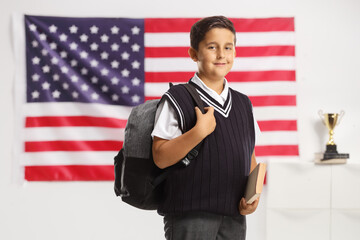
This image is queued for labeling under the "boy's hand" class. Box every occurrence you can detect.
[194,106,216,138]
[239,197,259,215]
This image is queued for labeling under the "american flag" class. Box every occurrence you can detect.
[15,15,297,181]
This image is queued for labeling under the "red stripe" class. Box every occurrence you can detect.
[25,165,114,181]
[145,18,294,33]
[145,46,295,58]
[255,145,299,156]
[257,120,298,131]
[145,71,296,83]
[249,95,296,106]
[25,141,123,152]
[25,116,127,128]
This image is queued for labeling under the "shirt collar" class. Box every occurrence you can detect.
[190,73,229,106]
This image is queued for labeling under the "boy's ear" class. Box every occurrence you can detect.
[188,47,198,62]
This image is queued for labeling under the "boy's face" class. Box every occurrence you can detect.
[190,28,236,83]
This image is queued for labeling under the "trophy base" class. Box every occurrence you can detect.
[322,145,349,160]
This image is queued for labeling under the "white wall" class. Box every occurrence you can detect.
[1,0,359,239]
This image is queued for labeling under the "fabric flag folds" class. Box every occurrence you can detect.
[13,15,298,181]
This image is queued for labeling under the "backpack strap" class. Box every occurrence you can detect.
[152,83,205,188]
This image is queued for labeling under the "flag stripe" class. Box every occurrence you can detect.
[249,95,296,106]
[25,140,122,152]
[255,145,299,156]
[145,70,296,83]
[25,116,127,128]
[145,18,294,33]
[145,46,295,58]
[25,165,114,181]
[257,120,297,131]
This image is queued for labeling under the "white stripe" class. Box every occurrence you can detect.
[164,92,184,130]
[145,57,295,72]
[144,32,295,47]
[22,151,117,166]
[24,127,125,141]
[256,156,300,163]
[256,131,299,145]
[229,81,297,96]
[145,82,297,97]
[24,102,132,119]
[253,106,298,121]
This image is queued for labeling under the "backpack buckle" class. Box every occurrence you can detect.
[181,149,199,166]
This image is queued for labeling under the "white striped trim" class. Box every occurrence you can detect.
[164,92,185,131]
[198,90,232,118]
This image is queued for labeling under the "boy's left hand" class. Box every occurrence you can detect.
[238,197,259,215]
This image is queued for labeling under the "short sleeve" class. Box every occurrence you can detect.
[151,99,182,140]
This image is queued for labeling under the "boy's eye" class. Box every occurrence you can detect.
[208,46,216,50]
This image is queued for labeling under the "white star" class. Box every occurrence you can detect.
[70,42,78,50]
[131,60,141,69]
[121,85,130,94]
[101,85,109,92]
[29,24,37,32]
[59,33,68,42]
[132,94,141,103]
[42,65,50,73]
[51,57,59,65]
[111,77,119,85]
[131,26,140,35]
[121,69,130,77]
[81,68,88,75]
[53,74,60,81]
[131,43,140,52]
[32,40,39,48]
[39,33,47,41]
[41,49,48,56]
[100,51,109,60]
[121,51,130,60]
[71,75,79,82]
[32,74,40,81]
[112,94,119,101]
[100,34,109,42]
[72,91,79,99]
[60,51,68,58]
[121,34,130,43]
[80,51,88,59]
[31,91,40,99]
[111,26,120,34]
[61,66,69,73]
[90,25,99,34]
[63,83,69,89]
[49,25,57,33]
[49,42,57,50]
[90,42,99,51]
[32,56,40,65]
[91,76,98,84]
[111,60,119,68]
[42,82,50,90]
[101,68,109,76]
[70,59,78,67]
[80,34,88,42]
[81,84,89,91]
[90,59,99,67]
[111,43,119,51]
[91,92,99,100]
[52,90,61,98]
[132,77,141,86]
[69,25,78,34]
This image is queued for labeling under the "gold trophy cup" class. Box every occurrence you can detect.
[318,110,349,160]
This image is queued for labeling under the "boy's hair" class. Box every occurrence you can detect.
[190,16,236,51]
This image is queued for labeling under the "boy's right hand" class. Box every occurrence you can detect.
[194,106,216,138]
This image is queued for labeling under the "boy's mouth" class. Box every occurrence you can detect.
[214,62,226,66]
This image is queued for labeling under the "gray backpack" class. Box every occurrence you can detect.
[114,83,204,210]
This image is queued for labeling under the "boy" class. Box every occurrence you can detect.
[152,16,260,239]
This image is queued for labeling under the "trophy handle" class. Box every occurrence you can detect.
[318,110,325,124]
[337,110,345,125]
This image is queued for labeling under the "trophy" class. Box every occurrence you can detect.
[318,110,349,161]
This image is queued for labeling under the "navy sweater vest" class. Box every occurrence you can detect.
[158,82,255,216]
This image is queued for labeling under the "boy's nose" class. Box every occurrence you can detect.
[217,50,225,59]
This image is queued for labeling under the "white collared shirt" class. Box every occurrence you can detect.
[151,73,261,143]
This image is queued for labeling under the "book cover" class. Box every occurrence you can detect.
[245,163,267,204]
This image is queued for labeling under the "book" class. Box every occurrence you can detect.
[245,163,267,204]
